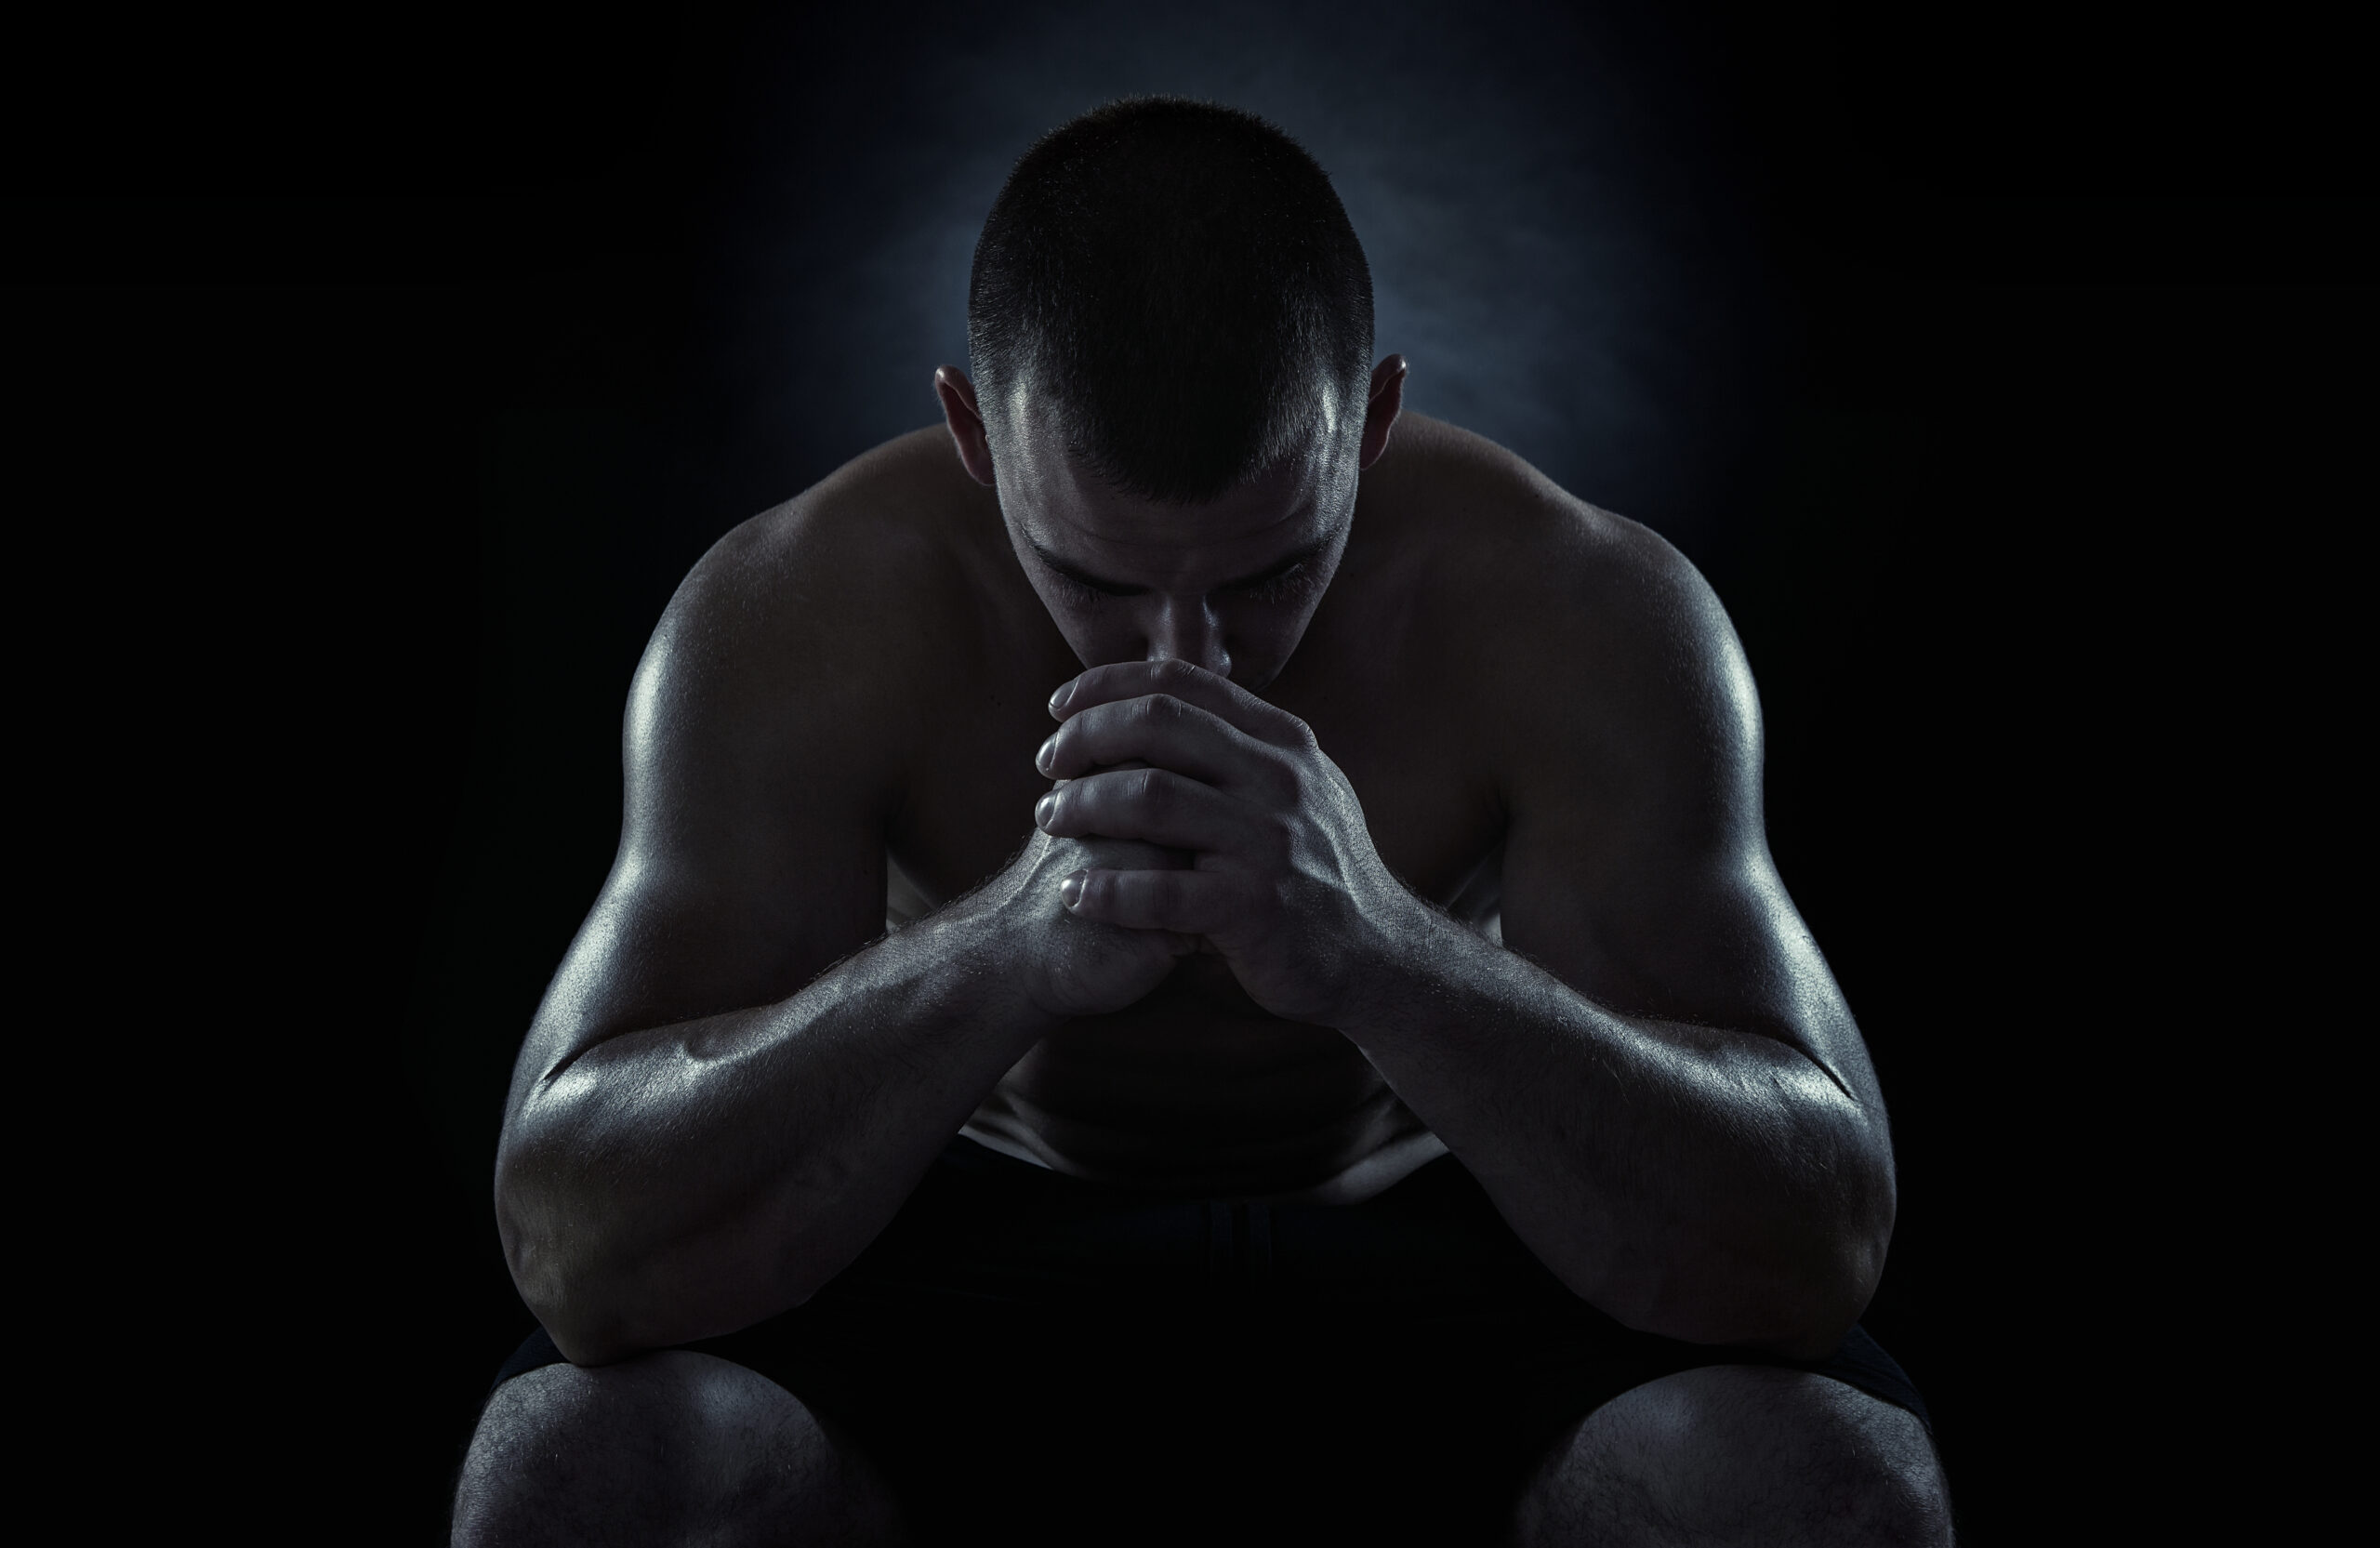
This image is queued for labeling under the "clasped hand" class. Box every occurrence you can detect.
[1025,658,1414,1027]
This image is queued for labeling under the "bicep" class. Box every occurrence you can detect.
[509,550,898,1100]
[1495,558,1876,1099]
[1502,822,1862,1085]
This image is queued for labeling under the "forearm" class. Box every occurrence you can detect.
[496,899,1052,1364]
[1340,906,1894,1355]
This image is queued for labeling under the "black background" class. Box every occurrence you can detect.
[8,2,2364,1540]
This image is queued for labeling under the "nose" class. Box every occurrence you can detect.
[1144,593,1232,680]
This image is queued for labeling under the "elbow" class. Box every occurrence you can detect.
[504,1225,827,1369]
[1610,1235,1878,1358]
[494,1140,651,1368]
[1619,1155,1896,1358]
[1755,1100,1898,1357]
[1631,1227,1885,1359]
[502,1224,643,1369]
[1752,1223,1888,1361]
[1746,1159,1897,1360]
[493,1135,836,1366]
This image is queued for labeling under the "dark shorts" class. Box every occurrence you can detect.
[492,1135,1930,1544]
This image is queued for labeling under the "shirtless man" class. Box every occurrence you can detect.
[453,99,1952,1545]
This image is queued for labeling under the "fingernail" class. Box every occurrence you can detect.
[1036,735,1058,774]
[1049,681,1077,714]
[1035,793,1058,828]
[1059,873,1084,908]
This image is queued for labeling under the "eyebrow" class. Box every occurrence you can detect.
[1028,538,1329,597]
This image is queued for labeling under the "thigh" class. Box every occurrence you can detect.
[1513,1365,1950,1548]
[455,1350,906,1548]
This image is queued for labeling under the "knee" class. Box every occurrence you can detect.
[453,1350,904,1547]
[1513,1364,1951,1547]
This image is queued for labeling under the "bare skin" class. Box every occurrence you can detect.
[455,357,1950,1543]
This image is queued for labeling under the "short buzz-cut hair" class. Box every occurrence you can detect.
[968,98,1375,505]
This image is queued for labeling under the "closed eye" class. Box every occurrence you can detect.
[1031,544,1144,602]
[1048,568,1113,605]
[1226,562,1316,603]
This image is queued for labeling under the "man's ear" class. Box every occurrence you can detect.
[1357,354,1408,471]
[935,366,998,486]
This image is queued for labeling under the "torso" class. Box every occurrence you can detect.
[835,417,1546,1201]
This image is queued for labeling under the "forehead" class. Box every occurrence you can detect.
[996,394,1352,582]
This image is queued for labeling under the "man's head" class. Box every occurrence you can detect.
[936,98,1404,692]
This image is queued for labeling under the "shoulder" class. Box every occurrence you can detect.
[640,430,999,714]
[628,429,1007,785]
[1368,417,1757,802]
[1366,416,1745,691]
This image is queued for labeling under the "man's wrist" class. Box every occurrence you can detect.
[1329,881,1473,1039]
[903,886,1064,1045]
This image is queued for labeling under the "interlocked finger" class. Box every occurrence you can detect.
[1035,767,1254,853]
[1063,866,1238,934]
[1039,694,1271,787]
